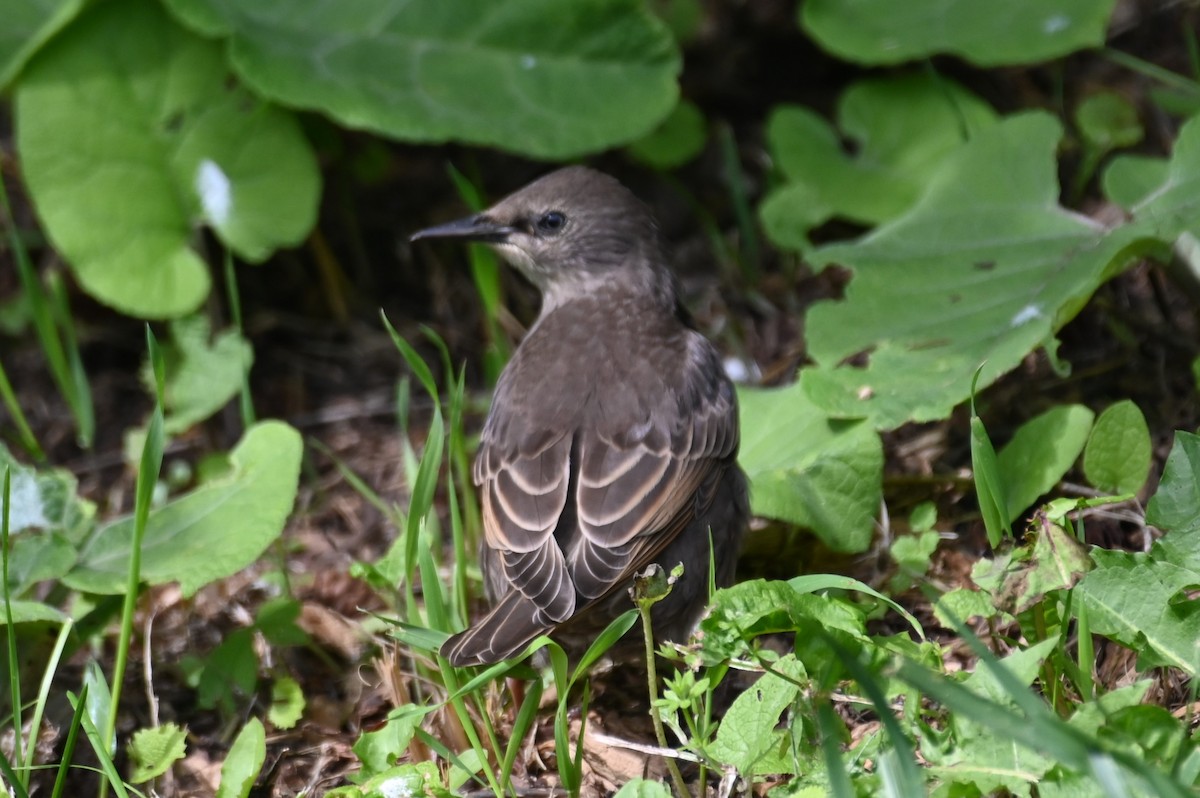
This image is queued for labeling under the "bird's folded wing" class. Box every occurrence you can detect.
[478,433,576,623]
[569,358,740,601]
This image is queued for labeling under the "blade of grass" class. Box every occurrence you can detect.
[69,689,131,798]
[222,248,256,428]
[0,169,90,447]
[49,682,88,798]
[23,619,74,777]
[47,270,93,447]
[816,699,855,798]
[105,326,166,752]
[2,467,25,785]
[0,750,30,798]
[0,359,44,460]
[717,122,759,284]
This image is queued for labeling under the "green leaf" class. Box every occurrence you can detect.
[970,413,1010,547]
[163,0,681,160]
[1145,431,1200,532]
[0,0,83,89]
[997,404,1095,523]
[763,74,996,240]
[254,598,310,647]
[800,0,1115,66]
[1129,115,1200,243]
[625,99,707,169]
[708,654,806,776]
[613,779,673,798]
[145,315,254,434]
[1082,400,1151,495]
[216,718,265,798]
[128,722,187,783]
[736,381,882,553]
[6,532,75,596]
[802,112,1137,428]
[352,710,424,776]
[970,512,1092,616]
[1076,91,1142,153]
[268,676,305,730]
[1102,154,1169,209]
[0,442,95,542]
[65,421,302,596]
[15,0,320,318]
[1076,432,1200,676]
[198,628,259,712]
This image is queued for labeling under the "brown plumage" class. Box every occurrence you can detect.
[411,167,748,666]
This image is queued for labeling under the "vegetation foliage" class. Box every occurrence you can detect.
[1,0,1198,795]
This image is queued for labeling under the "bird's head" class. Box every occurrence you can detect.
[412,166,671,309]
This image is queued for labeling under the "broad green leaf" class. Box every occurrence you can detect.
[0,442,94,542]
[0,0,83,89]
[1129,115,1200,244]
[708,654,806,777]
[925,639,1060,795]
[0,599,69,624]
[763,73,996,243]
[15,0,320,318]
[64,421,302,596]
[737,381,882,552]
[163,0,681,160]
[145,315,254,434]
[800,0,1115,66]
[802,112,1138,429]
[970,512,1092,616]
[1103,154,1169,209]
[1077,432,1200,676]
[352,711,424,776]
[1145,431,1200,532]
[997,404,1095,523]
[7,531,75,596]
[1082,400,1151,495]
[216,718,265,798]
[625,99,707,169]
[198,628,259,712]
[129,723,188,783]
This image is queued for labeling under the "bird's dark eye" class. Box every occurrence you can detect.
[535,211,567,235]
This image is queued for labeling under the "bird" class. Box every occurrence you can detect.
[410,166,748,667]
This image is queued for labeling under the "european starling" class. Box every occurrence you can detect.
[411,166,748,667]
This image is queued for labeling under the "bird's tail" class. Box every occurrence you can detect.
[441,590,551,667]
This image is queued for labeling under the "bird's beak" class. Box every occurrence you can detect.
[409,214,517,244]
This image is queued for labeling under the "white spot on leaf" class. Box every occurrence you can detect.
[1043,14,1070,34]
[1010,304,1043,327]
[520,54,537,69]
[196,159,232,225]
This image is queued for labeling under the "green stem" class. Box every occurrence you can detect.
[638,600,690,798]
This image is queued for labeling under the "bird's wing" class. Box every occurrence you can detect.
[475,432,577,623]
[568,349,739,600]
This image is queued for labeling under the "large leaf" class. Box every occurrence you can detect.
[162,0,681,159]
[737,381,882,552]
[762,73,996,248]
[146,315,254,434]
[15,0,320,318]
[0,0,82,89]
[800,0,1115,67]
[1128,114,1200,242]
[1076,432,1200,676]
[801,112,1139,429]
[64,421,302,596]
[0,442,94,542]
[996,405,1094,523]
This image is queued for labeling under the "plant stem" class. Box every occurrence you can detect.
[638,600,690,798]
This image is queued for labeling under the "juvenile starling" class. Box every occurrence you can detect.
[411,166,748,667]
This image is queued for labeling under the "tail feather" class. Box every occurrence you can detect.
[441,590,551,667]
